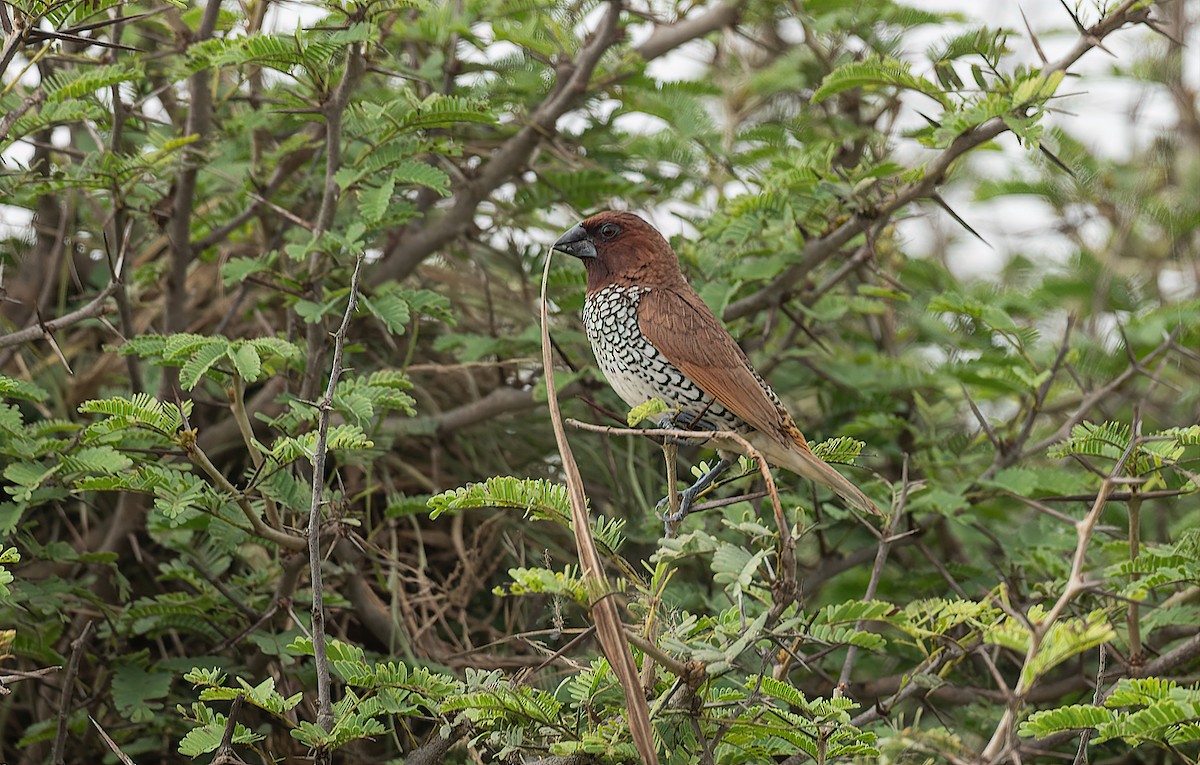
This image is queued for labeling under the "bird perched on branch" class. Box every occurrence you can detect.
[553,210,883,529]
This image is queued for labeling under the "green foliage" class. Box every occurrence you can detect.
[627,398,669,427]
[120,334,302,390]
[429,477,626,555]
[2,0,1197,763]
[985,608,1116,686]
[813,56,951,107]
[1022,678,1200,751]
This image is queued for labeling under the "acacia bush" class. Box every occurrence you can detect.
[1,0,1198,762]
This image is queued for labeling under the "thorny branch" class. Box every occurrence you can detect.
[307,254,364,742]
[50,620,92,765]
[982,439,1139,762]
[0,281,119,351]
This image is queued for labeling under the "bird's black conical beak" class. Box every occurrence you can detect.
[552,223,596,259]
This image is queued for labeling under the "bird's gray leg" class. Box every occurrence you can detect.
[658,456,734,526]
[654,410,730,532]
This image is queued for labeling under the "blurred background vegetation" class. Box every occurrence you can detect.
[1,0,1198,762]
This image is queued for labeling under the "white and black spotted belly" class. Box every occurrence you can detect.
[582,285,746,433]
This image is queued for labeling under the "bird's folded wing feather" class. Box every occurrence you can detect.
[637,287,792,445]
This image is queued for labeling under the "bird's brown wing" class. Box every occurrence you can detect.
[638,286,792,445]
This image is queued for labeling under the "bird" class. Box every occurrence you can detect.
[552,210,883,529]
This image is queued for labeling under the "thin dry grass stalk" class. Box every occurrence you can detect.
[539,250,660,765]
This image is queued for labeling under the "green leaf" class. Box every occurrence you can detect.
[179,340,232,390]
[0,376,49,402]
[389,160,451,195]
[361,292,410,335]
[46,63,142,102]
[428,477,624,555]
[813,57,950,106]
[112,665,172,723]
[220,256,271,285]
[231,344,262,381]
[627,398,668,427]
[358,177,395,224]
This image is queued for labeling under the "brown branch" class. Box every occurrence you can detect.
[211,694,247,765]
[161,0,223,397]
[404,722,471,765]
[635,1,743,62]
[1138,629,1200,677]
[0,281,119,350]
[375,2,623,284]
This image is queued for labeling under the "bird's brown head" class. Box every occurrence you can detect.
[552,211,684,293]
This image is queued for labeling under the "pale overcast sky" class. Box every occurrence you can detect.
[2,1,1192,281]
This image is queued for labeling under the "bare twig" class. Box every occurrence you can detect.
[837,458,907,688]
[52,620,94,765]
[307,254,364,741]
[0,281,119,350]
[1023,328,1179,458]
[981,438,1139,762]
[0,665,60,692]
[299,40,366,401]
[90,716,136,765]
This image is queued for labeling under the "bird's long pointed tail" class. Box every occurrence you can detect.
[759,436,885,517]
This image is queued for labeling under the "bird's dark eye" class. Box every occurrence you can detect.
[598,223,621,240]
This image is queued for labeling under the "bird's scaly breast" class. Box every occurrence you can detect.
[582,285,743,432]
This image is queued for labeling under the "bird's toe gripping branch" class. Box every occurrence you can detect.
[657,456,734,533]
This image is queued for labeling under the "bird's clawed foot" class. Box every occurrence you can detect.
[657,456,733,536]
